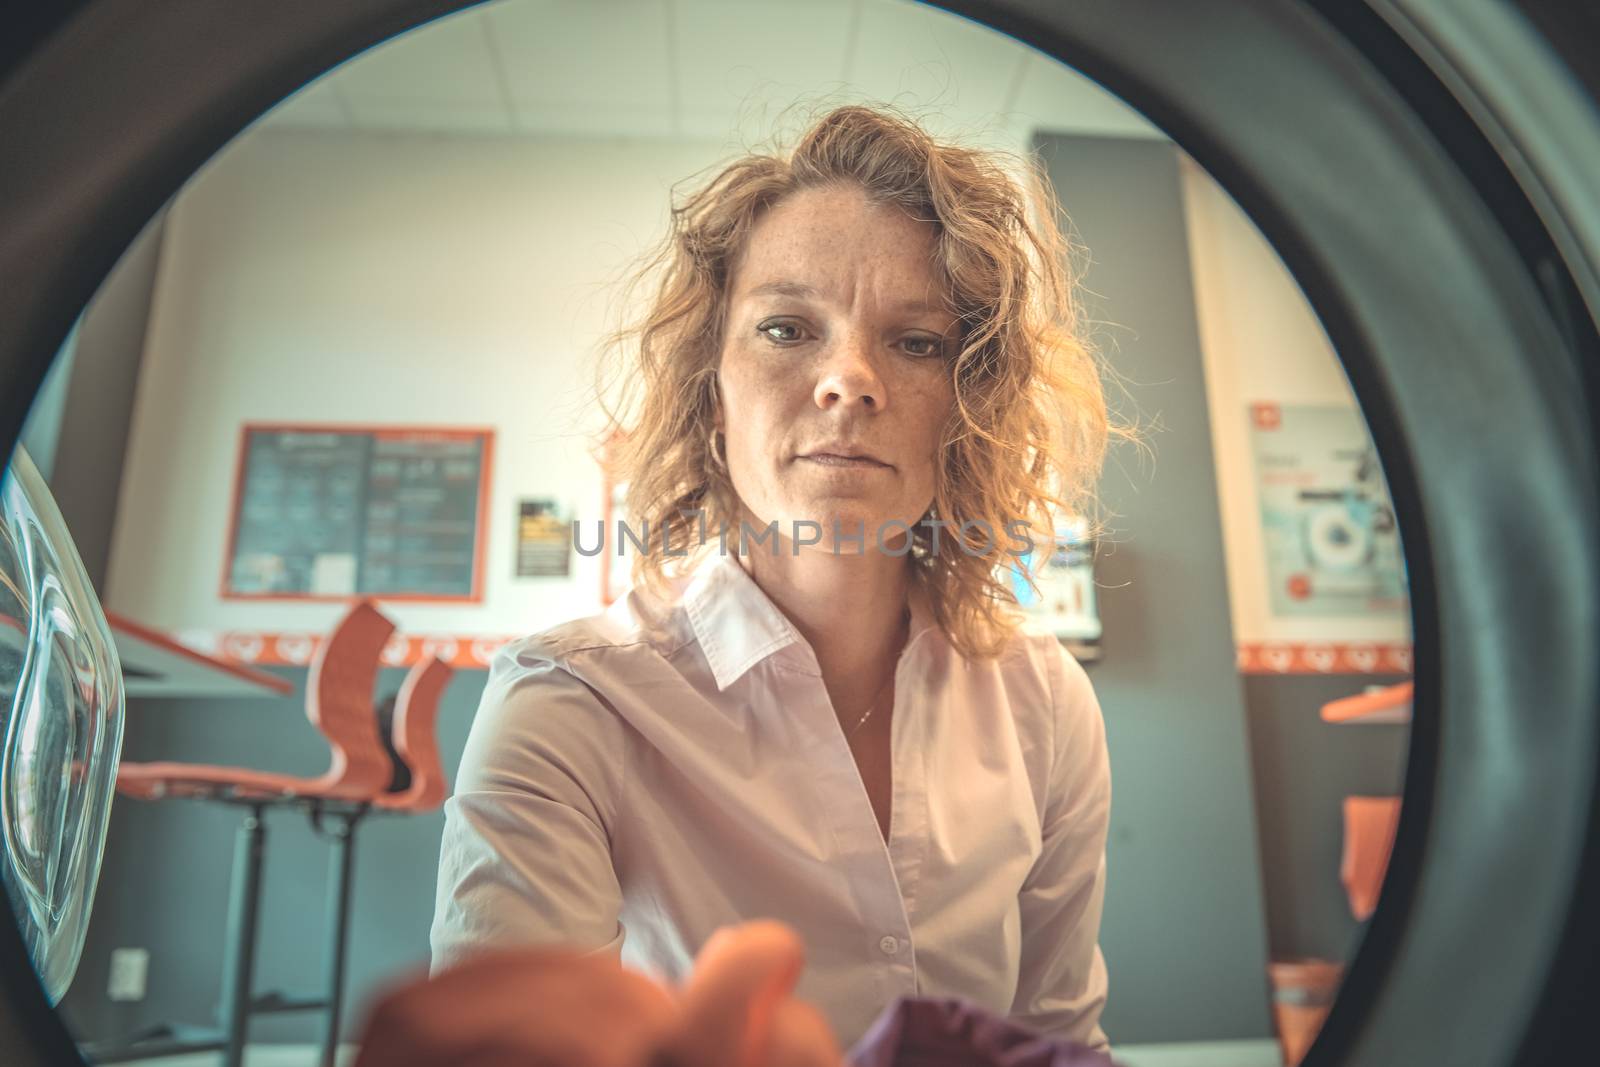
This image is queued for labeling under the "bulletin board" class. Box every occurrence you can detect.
[1247,403,1408,619]
[515,497,571,578]
[222,423,493,602]
[1010,517,1103,662]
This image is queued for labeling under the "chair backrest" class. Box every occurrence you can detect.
[372,691,412,793]
[384,654,454,811]
[1341,795,1403,921]
[306,599,397,799]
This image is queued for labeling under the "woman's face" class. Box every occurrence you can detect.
[715,183,958,554]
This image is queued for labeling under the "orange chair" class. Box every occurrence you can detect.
[280,653,454,1067]
[1268,958,1344,1066]
[116,600,396,802]
[292,652,455,1067]
[1342,795,1403,922]
[374,654,454,814]
[1270,687,1408,1066]
[1321,682,1413,725]
[91,599,398,1067]
[1267,799,1399,1066]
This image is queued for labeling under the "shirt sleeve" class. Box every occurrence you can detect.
[1008,639,1113,1052]
[429,640,628,974]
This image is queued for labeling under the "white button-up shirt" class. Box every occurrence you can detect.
[430,550,1112,1051]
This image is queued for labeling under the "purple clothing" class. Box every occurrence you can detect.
[849,998,1120,1067]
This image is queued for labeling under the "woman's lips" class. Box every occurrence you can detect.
[800,453,889,469]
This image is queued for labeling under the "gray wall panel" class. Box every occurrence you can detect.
[1037,132,1274,1042]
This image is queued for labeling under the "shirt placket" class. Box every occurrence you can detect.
[886,645,930,994]
[790,653,921,1005]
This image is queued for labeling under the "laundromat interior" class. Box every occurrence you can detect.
[2,2,1596,1066]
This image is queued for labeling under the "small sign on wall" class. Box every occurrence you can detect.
[1248,403,1407,619]
[222,423,492,602]
[1010,517,1103,661]
[515,498,571,577]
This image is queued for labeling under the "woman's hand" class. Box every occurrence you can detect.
[663,922,842,1067]
[351,921,844,1067]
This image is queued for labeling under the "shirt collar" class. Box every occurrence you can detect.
[681,550,938,692]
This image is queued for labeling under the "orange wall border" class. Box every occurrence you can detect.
[1236,640,1413,674]
[195,630,519,670]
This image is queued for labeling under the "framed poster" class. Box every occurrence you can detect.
[222,423,493,602]
[1010,517,1103,661]
[515,497,571,578]
[1248,403,1407,618]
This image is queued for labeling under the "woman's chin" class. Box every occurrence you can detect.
[799,513,918,558]
[738,498,918,554]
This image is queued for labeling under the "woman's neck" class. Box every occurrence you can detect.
[733,535,913,694]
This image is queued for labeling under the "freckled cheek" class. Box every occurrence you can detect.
[721,339,798,398]
[906,383,954,495]
[744,357,802,398]
[720,397,788,481]
[723,363,809,461]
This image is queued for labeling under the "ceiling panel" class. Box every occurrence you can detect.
[673,1,857,121]
[247,0,1165,145]
[518,104,689,141]
[257,76,352,131]
[1009,53,1162,141]
[677,84,907,151]
[335,6,505,107]
[486,0,675,130]
[341,98,516,136]
[845,0,1027,132]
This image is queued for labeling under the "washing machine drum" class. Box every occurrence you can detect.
[0,2,1597,1066]
[0,448,124,1005]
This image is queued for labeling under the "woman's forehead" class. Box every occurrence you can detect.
[731,186,946,306]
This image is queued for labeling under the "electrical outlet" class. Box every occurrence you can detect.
[108,948,148,1002]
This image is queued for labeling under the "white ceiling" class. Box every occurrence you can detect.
[254,0,1163,147]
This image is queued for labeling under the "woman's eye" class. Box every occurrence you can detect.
[758,321,804,343]
[900,335,944,358]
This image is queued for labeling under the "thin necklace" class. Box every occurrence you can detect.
[847,673,893,738]
[847,607,911,738]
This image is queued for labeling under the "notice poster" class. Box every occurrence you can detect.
[224,425,491,600]
[1010,517,1102,660]
[516,498,571,577]
[1248,403,1407,618]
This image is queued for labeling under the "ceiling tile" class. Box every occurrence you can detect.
[673,1,857,122]
[846,0,1027,125]
[517,105,678,140]
[250,0,1165,144]
[257,76,351,130]
[335,6,504,105]
[343,98,517,136]
[485,0,674,121]
[1009,54,1163,141]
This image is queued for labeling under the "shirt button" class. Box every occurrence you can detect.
[878,935,900,956]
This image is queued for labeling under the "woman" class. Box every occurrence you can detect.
[431,103,1119,1053]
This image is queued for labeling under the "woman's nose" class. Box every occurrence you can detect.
[812,331,884,412]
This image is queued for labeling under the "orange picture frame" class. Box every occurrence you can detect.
[220,422,494,604]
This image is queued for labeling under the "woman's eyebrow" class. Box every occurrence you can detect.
[746,280,818,300]
[746,281,951,318]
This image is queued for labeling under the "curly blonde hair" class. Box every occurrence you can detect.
[594,103,1125,660]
